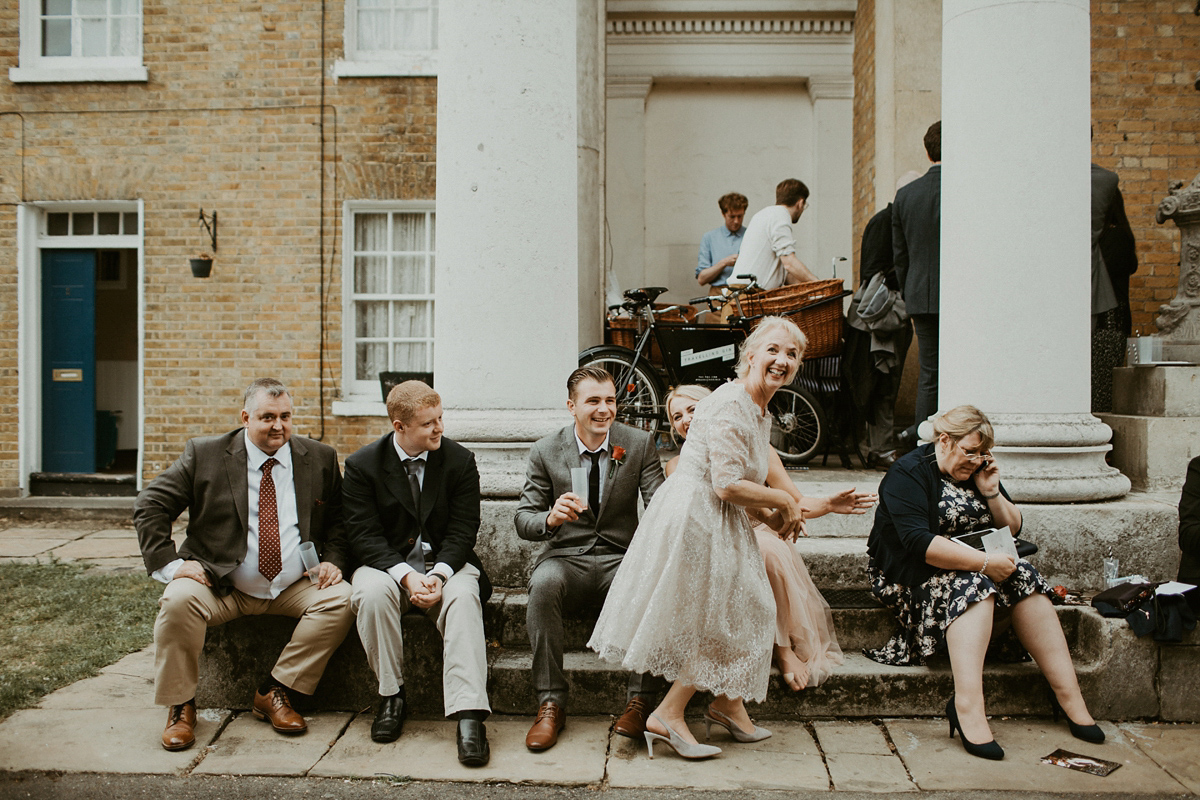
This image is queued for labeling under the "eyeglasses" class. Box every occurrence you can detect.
[954,440,988,463]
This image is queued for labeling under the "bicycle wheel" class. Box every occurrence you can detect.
[768,385,826,465]
[578,345,666,433]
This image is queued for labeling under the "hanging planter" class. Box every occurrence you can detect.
[190,253,214,278]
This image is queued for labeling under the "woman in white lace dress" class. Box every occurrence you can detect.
[589,317,808,760]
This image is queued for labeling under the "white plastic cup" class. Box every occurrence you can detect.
[299,541,320,584]
[1102,556,1119,589]
[570,467,589,509]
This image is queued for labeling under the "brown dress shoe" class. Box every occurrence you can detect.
[613,695,652,739]
[525,700,565,751]
[162,701,197,751]
[253,686,307,735]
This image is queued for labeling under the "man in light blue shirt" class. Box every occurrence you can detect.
[696,192,748,290]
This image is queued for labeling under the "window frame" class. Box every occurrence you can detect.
[11,0,148,83]
[334,0,438,78]
[340,200,437,405]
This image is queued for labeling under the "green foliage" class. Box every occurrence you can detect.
[0,562,160,721]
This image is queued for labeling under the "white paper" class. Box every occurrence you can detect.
[981,527,1018,561]
[1155,581,1197,596]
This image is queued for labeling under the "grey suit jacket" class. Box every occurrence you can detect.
[134,429,348,594]
[514,422,664,567]
[892,164,941,316]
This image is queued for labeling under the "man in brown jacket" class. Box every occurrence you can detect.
[135,378,353,751]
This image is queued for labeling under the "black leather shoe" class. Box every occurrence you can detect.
[896,429,917,454]
[371,694,407,743]
[457,719,490,767]
[867,451,898,472]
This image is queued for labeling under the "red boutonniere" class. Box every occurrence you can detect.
[609,446,626,479]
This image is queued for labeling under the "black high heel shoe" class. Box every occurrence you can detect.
[945,696,1004,760]
[1047,690,1105,744]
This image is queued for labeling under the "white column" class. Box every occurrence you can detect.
[436,0,598,412]
[604,76,652,303]
[808,75,854,280]
[939,0,1129,501]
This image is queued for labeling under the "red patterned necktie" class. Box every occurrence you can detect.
[258,457,281,580]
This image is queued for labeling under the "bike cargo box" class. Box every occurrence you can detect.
[606,303,696,366]
[739,278,844,359]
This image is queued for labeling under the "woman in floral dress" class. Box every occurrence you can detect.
[865,406,1102,760]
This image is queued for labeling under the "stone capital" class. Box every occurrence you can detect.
[606,76,653,100]
[807,74,854,100]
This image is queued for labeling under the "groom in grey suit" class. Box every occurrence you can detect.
[516,366,665,751]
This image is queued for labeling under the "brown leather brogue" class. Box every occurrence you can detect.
[525,700,565,751]
[613,695,652,739]
[252,686,307,734]
[162,701,197,751]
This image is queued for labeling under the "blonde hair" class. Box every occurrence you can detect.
[386,380,441,424]
[931,405,995,451]
[735,316,808,378]
[664,384,712,443]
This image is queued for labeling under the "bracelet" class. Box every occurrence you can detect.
[982,491,1000,499]
[979,554,990,573]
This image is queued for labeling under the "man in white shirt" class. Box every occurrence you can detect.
[135,378,353,752]
[342,380,492,766]
[732,178,819,289]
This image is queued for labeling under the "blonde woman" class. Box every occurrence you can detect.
[665,384,873,691]
[865,405,1102,760]
[590,317,810,760]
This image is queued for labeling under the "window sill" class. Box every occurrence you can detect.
[10,65,148,83]
[332,399,387,417]
[332,58,437,78]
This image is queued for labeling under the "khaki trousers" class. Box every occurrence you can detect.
[350,564,490,717]
[153,576,354,706]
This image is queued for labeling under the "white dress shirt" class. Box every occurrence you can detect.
[153,432,303,599]
[386,434,455,588]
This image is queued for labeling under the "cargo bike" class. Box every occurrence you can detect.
[578,278,850,466]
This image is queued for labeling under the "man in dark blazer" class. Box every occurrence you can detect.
[343,381,491,767]
[893,120,942,447]
[515,366,666,751]
[135,378,353,752]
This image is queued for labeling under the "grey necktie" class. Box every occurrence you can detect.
[403,458,425,573]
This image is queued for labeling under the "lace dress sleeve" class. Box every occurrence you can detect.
[704,391,757,493]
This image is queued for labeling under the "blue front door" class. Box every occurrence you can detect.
[42,250,96,473]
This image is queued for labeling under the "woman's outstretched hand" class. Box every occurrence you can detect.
[828,487,878,515]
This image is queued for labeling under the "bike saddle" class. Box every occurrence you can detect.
[625,286,668,304]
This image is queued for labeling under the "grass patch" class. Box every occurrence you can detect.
[0,561,161,722]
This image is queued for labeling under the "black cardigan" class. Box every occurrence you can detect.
[867,443,1017,587]
[1179,455,1200,585]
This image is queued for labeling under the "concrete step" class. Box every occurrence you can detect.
[0,495,135,522]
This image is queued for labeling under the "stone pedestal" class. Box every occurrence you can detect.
[1097,365,1200,492]
[937,0,1128,502]
[1154,173,1200,364]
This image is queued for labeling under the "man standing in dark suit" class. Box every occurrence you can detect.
[135,378,353,752]
[893,121,942,447]
[1090,160,1139,411]
[343,381,492,767]
[516,366,666,751]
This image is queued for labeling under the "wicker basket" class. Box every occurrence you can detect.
[606,303,696,366]
[740,278,844,359]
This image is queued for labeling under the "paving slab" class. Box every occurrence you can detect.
[193,711,353,776]
[606,719,829,790]
[1121,723,1200,794]
[0,707,230,773]
[49,537,141,560]
[36,666,155,710]
[98,645,156,679]
[86,529,138,539]
[311,714,607,784]
[814,721,915,792]
[0,538,73,558]
[0,527,90,541]
[887,718,1189,794]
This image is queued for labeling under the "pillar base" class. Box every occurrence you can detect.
[921,412,1130,503]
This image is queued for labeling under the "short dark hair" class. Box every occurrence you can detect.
[243,378,290,413]
[567,366,615,400]
[717,192,748,213]
[775,179,809,206]
[924,121,941,162]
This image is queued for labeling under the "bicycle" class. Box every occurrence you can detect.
[578,283,830,465]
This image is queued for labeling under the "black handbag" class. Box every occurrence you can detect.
[1091,582,1157,617]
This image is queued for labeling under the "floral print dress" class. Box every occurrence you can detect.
[864,476,1053,667]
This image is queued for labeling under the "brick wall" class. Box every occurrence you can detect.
[0,2,435,486]
[1092,1,1200,332]
[851,0,876,283]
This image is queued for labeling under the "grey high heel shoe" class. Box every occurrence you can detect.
[703,706,772,743]
[643,713,722,760]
